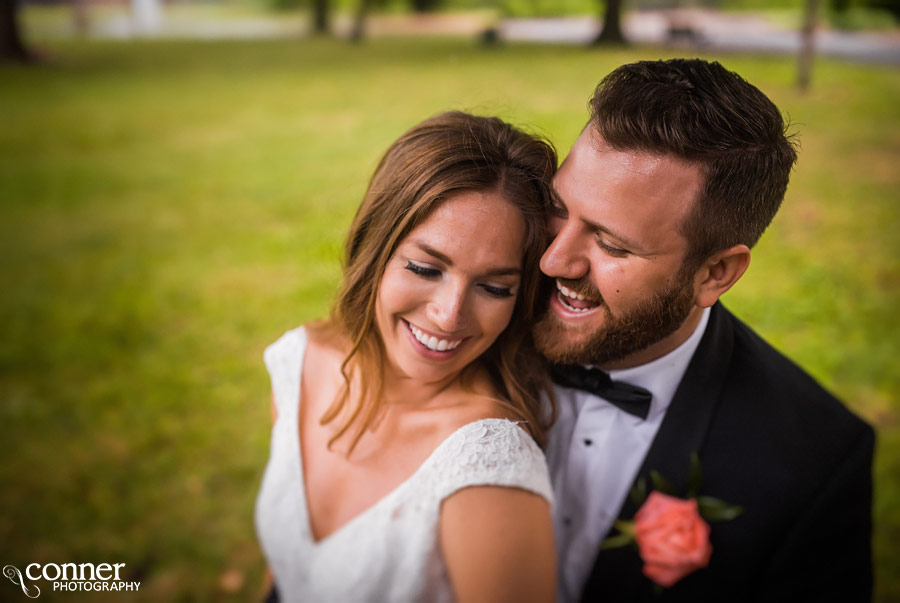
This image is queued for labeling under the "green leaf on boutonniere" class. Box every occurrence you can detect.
[687,452,703,499]
[599,532,634,550]
[612,519,635,535]
[650,470,676,495]
[697,495,744,521]
[600,520,636,550]
[630,477,648,507]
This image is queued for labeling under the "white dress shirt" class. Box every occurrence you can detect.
[546,307,711,603]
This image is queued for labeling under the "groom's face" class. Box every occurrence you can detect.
[533,127,704,369]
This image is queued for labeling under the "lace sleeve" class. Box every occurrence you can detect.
[428,418,554,505]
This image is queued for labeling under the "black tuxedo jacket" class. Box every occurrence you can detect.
[580,303,874,602]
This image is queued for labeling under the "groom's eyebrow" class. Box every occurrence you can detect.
[413,242,521,276]
[582,218,643,251]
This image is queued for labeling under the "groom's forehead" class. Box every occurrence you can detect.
[555,133,701,201]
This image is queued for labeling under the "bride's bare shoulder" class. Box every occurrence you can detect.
[440,369,521,427]
[304,320,351,364]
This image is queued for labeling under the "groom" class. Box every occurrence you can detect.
[536,59,874,602]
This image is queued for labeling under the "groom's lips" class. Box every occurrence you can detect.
[552,280,602,318]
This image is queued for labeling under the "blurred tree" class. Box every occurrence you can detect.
[349,0,371,41]
[73,0,90,36]
[593,0,627,45]
[410,0,441,11]
[867,0,900,19]
[313,0,329,34]
[831,0,850,13]
[1,0,30,61]
[798,0,819,90]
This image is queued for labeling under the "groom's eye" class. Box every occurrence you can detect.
[404,261,441,278]
[597,239,629,258]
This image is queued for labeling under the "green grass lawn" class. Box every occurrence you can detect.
[1,37,898,601]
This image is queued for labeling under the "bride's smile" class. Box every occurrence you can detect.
[404,320,466,353]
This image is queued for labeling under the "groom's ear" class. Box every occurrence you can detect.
[692,244,751,308]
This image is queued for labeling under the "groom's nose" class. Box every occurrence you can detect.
[541,223,590,280]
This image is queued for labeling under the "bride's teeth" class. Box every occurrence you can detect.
[407,322,462,352]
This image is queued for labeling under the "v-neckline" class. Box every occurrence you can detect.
[296,414,493,547]
[290,330,500,547]
[297,422,456,547]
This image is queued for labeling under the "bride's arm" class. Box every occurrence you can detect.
[439,486,556,603]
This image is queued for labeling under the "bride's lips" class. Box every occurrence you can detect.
[551,280,602,319]
[403,320,469,360]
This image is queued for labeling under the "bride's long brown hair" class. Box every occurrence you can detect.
[312,111,557,451]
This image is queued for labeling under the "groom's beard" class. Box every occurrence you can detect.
[533,265,696,367]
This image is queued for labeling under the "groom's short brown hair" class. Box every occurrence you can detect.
[589,58,798,268]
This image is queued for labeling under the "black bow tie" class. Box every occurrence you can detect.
[550,364,653,420]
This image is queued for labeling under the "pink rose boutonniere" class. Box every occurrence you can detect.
[634,491,712,587]
[601,454,742,589]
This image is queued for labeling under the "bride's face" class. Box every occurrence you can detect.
[374,189,526,387]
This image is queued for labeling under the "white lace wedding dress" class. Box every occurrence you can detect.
[255,327,554,603]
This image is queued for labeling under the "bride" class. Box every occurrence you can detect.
[256,111,558,602]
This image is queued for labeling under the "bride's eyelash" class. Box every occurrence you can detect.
[405,261,515,299]
[481,284,515,298]
[405,261,441,278]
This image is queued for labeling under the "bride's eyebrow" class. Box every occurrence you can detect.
[411,242,453,265]
[483,267,522,277]
[410,241,521,277]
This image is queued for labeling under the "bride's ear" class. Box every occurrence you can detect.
[693,244,751,308]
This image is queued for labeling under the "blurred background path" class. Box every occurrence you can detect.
[500,10,900,66]
[76,8,900,66]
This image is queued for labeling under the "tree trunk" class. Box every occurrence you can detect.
[410,0,439,12]
[0,0,30,62]
[348,0,370,42]
[797,0,819,91]
[593,0,627,46]
[312,0,329,35]
[73,0,90,37]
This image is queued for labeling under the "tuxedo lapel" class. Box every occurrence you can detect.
[620,302,734,517]
[579,303,735,601]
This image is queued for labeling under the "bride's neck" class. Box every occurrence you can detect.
[379,369,463,408]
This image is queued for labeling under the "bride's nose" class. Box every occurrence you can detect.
[426,282,468,333]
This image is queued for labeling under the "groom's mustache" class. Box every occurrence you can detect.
[556,277,604,306]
